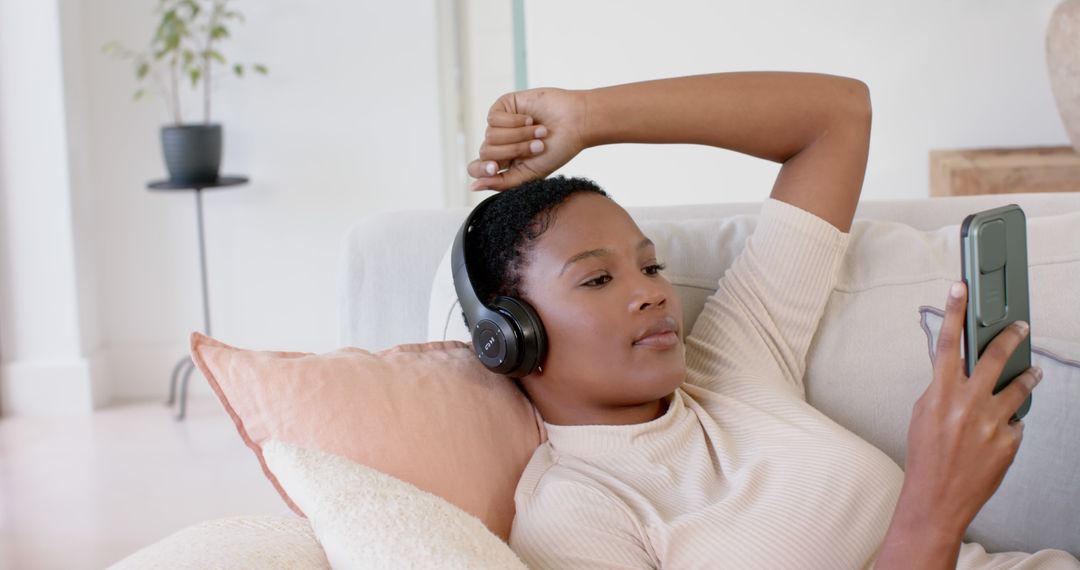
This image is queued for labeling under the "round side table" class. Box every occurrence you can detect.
[148,175,249,420]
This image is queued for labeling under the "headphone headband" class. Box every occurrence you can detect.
[452,193,496,327]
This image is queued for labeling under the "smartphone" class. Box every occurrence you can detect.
[960,204,1032,422]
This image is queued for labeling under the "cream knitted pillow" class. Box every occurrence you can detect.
[262,440,529,569]
[108,515,329,569]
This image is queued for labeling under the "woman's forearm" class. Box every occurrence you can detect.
[873,493,964,570]
[466,71,871,229]
[581,71,870,163]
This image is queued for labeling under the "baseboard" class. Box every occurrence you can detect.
[0,344,214,416]
[105,341,214,402]
[1,354,108,416]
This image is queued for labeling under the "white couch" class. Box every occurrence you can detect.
[112,190,1080,568]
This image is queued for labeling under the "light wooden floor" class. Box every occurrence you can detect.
[0,395,289,569]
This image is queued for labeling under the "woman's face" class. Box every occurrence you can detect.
[518,193,686,419]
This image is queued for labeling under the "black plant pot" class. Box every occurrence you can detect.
[161,124,223,185]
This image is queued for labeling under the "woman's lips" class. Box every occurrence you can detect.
[632,315,679,349]
[633,330,680,349]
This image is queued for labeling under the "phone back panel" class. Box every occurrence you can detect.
[960,204,1032,420]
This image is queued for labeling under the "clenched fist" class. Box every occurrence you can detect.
[467,88,588,192]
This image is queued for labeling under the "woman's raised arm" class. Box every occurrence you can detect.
[467,71,870,232]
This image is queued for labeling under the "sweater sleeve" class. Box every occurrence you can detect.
[683,198,850,399]
[954,541,1080,569]
[509,477,656,570]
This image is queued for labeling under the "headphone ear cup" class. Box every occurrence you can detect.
[491,296,547,378]
[466,305,515,375]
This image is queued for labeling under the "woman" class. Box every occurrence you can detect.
[463,72,1076,569]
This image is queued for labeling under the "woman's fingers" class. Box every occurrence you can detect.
[485,124,548,146]
[469,161,542,192]
[467,87,586,191]
[934,281,967,380]
[479,139,545,162]
[972,320,1030,392]
[488,111,533,128]
[466,158,519,180]
[470,124,546,178]
[467,159,497,179]
[1009,418,1025,441]
[994,366,1041,423]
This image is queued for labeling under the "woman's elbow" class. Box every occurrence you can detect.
[846,78,873,131]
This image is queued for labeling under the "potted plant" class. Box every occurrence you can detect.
[104,0,267,184]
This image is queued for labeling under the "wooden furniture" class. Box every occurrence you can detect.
[929,146,1080,197]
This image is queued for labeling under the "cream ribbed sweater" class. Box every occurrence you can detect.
[509,198,1079,569]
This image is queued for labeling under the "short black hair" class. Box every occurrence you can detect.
[467,175,609,305]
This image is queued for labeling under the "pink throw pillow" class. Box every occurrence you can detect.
[189,332,546,541]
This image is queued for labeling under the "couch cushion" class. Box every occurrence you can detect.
[189,333,544,541]
[805,210,1080,555]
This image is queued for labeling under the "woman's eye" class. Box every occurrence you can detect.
[583,275,612,287]
[582,263,665,288]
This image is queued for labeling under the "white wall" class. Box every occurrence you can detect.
[523,0,1070,206]
[0,0,108,415]
[3,1,1070,410]
[459,0,517,208]
[81,0,450,400]
[0,0,454,410]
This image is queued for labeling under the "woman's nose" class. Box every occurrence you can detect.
[631,283,667,312]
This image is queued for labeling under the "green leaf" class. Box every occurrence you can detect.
[156,9,177,38]
[253,64,268,75]
[210,25,229,40]
[172,19,189,40]
[233,64,244,77]
[189,67,202,88]
[136,61,150,79]
[133,89,146,101]
[162,23,181,52]
[182,49,194,67]
[207,50,226,64]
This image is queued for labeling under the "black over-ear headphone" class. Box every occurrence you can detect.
[451,193,548,378]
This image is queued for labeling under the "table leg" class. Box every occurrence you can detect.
[167,187,213,421]
[177,362,197,421]
[166,355,193,406]
[195,187,212,337]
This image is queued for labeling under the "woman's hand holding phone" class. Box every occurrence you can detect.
[901,280,1043,538]
[879,281,1042,568]
[466,88,588,192]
